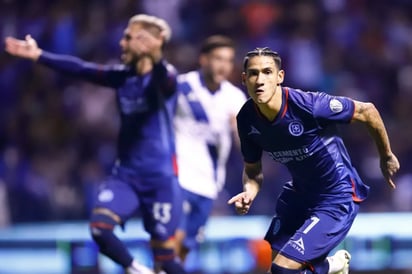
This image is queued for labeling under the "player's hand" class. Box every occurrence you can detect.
[4,35,42,61]
[133,29,163,63]
[380,152,400,189]
[227,192,254,215]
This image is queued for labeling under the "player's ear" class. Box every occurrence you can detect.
[277,69,285,85]
[241,72,246,85]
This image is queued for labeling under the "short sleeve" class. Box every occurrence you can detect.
[313,92,355,124]
[237,111,262,163]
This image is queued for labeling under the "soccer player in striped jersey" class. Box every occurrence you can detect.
[228,47,400,274]
[173,35,246,264]
[5,14,186,274]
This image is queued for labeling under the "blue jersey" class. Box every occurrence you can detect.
[39,51,178,178]
[237,87,369,205]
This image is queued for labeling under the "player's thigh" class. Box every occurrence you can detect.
[92,176,139,223]
[280,201,359,263]
[140,175,183,241]
[264,190,307,252]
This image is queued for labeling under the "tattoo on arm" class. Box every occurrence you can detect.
[353,101,392,158]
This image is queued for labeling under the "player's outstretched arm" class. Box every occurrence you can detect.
[4,35,42,61]
[352,100,400,188]
[228,161,263,215]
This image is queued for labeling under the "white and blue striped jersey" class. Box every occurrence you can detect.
[175,71,246,199]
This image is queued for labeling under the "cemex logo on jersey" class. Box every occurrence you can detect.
[288,237,305,255]
[248,125,261,135]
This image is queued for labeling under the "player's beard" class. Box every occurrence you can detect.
[207,70,227,88]
[121,51,140,66]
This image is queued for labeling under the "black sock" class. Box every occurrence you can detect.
[91,227,133,268]
[271,263,304,274]
[153,247,187,274]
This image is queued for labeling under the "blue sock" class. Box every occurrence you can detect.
[90,225,133,268]
[153,247,187,274]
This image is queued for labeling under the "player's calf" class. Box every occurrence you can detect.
[90,212,135,269]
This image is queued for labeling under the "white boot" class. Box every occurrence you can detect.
[328,249,351,274]
[126,260,155,274]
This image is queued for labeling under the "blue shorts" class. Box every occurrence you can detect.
[178,189,214,250]
[92,174,183,241]
[264,188,359,264]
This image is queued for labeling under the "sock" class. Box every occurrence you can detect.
[271,263,303,274]
[310,259,329,274]
[153,247,187,274]
[90,225,133,268]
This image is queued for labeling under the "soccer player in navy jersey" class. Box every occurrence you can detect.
[228,47,400,274]
[5,14,186,274]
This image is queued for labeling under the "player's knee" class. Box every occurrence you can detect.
[271,263,303,274]
[89,211,118,243]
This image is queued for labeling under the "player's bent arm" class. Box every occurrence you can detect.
[227,160,263,214]
[351,100,400,187]
[243,161,263,201]
[351,100,394,158]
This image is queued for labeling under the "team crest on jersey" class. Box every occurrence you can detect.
[288,121,304,136]
[271,217,281,235]
[329,98,343,113]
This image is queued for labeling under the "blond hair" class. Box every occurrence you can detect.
[128,14,172,43]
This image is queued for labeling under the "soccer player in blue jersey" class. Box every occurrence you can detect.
[5,14,186,274]
[228,47,400,274]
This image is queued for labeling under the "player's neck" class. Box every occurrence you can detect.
[202,71,220,93]
[135,57,153,75]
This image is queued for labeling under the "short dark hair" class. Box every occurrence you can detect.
[200,35,235,54]
[243,47,282,71]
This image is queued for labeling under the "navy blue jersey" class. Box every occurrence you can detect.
[237,87,369,205]
[39,51,178,177]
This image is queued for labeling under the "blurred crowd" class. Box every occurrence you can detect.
[0,0,411,227]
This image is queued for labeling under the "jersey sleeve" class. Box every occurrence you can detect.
[38,51,126,88]
[237,111,262,163]
[312,92,355,125]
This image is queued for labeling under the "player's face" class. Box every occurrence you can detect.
[119,23,145,65]
[242,55,284,104]
[200,47,235,85]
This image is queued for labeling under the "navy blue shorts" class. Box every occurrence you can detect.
[264,189,359,264]
[178,189,214,250]
[93,174,183,241]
